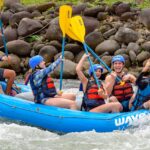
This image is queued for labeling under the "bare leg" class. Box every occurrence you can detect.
[129,94,136,109]
[44,97,77,110]
[90,102,123,113]
[3,69,16,95]
[109,96,118,102]
[55,93,76,101]
[0,85,4,94]
[143,100,150,109]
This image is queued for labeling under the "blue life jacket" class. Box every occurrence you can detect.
[30,72,57,103]
[131,74,150,111]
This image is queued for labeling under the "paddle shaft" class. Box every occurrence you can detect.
[83,43,101,89]
[86,44,122,83]
[59,37,65,91]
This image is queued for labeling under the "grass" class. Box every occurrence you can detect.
[21,0,150,8]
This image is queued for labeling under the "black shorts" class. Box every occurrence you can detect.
[0,68,5,81]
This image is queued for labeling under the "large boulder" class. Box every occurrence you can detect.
[0,10,13,25]
[4,0,20,9]
[53,59,77,78]
[54,51,74,61]
[65,43,83,55]
[85,31,104,50]
[72,4,87,15]
[0,27,18,47]
[83,16,100,34]
[115,3,130,16]
[115,27,139,44]
[39,45,58,63]
[46,18,62,41]
[6,40,31,56]
[137,51,150,63]
[18,18,43,36]
[141,41,150,52]
[139,8,150,30]
[10,11,32,27]
[95,40,120,55]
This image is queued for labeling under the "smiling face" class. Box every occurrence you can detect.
[91,68,102,79]
[113,61,124,74]
[39,61,46,69]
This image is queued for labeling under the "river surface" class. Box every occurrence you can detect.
[0,79,150,150]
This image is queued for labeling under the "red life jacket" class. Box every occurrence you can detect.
[86,79,104,101]
[112,75,133,101]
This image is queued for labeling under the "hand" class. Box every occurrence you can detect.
[57,90,63,96]
[1,55,11,61]
[143,59,150,72]
[1,55,11,64]
[122,74,130,82]
[98,88,105,95]
[82,54,90,59]
[110,71,117,79]
[59,55,65,62]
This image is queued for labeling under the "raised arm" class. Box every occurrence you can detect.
[33,57,62,87]
[76,54,88,92]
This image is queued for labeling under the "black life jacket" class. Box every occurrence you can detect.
[82,79,105,111]
[131,72,150,111]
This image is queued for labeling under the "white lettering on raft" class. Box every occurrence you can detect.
[115,113,147,126]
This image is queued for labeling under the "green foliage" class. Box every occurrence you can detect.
[25,35,42,42]
[21,0,150,8]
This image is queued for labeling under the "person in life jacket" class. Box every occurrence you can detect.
[76,54,122,113]
[131,58,150,110]
[0,55,16,95]
[28,55,77,110]
[105,55,136,112]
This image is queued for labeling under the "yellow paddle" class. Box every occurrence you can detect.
[67,16,101,89]
[59,5,72,94]
[66,16,124,86]
[0,0,4,10]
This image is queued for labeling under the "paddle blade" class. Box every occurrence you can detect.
[59,5,72,37]
[0,0,4,10]
[68,16,85,43]
[66,23,79,41]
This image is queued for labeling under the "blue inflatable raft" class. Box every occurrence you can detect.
[0,82,149,133]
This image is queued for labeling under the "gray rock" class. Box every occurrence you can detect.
[0,27,18,47]
[141,41,150,52]
[127,42,140,54]
[53,59,77,78]
[115,3,130,16]
[10,11,32,27]
[72,4,87,15]
[85,31,104,49]
[95,40,120,55]
[139,8,150,30]
[65,43,83,55]
[54,51,74,61]
[103,28,117,39]
[39,45,58,63]
[18,18,43,36]
[137,51,150,63]
[129,50,137,64]
[115,27,139,44]
[7,40,31,56]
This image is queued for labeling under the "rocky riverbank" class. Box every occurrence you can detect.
[0,0,150,78]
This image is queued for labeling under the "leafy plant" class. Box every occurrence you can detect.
[25,35,42,42]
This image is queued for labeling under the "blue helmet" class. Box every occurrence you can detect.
[88,64,104,76]
[112,55,125,64]
[29,55,44,69]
